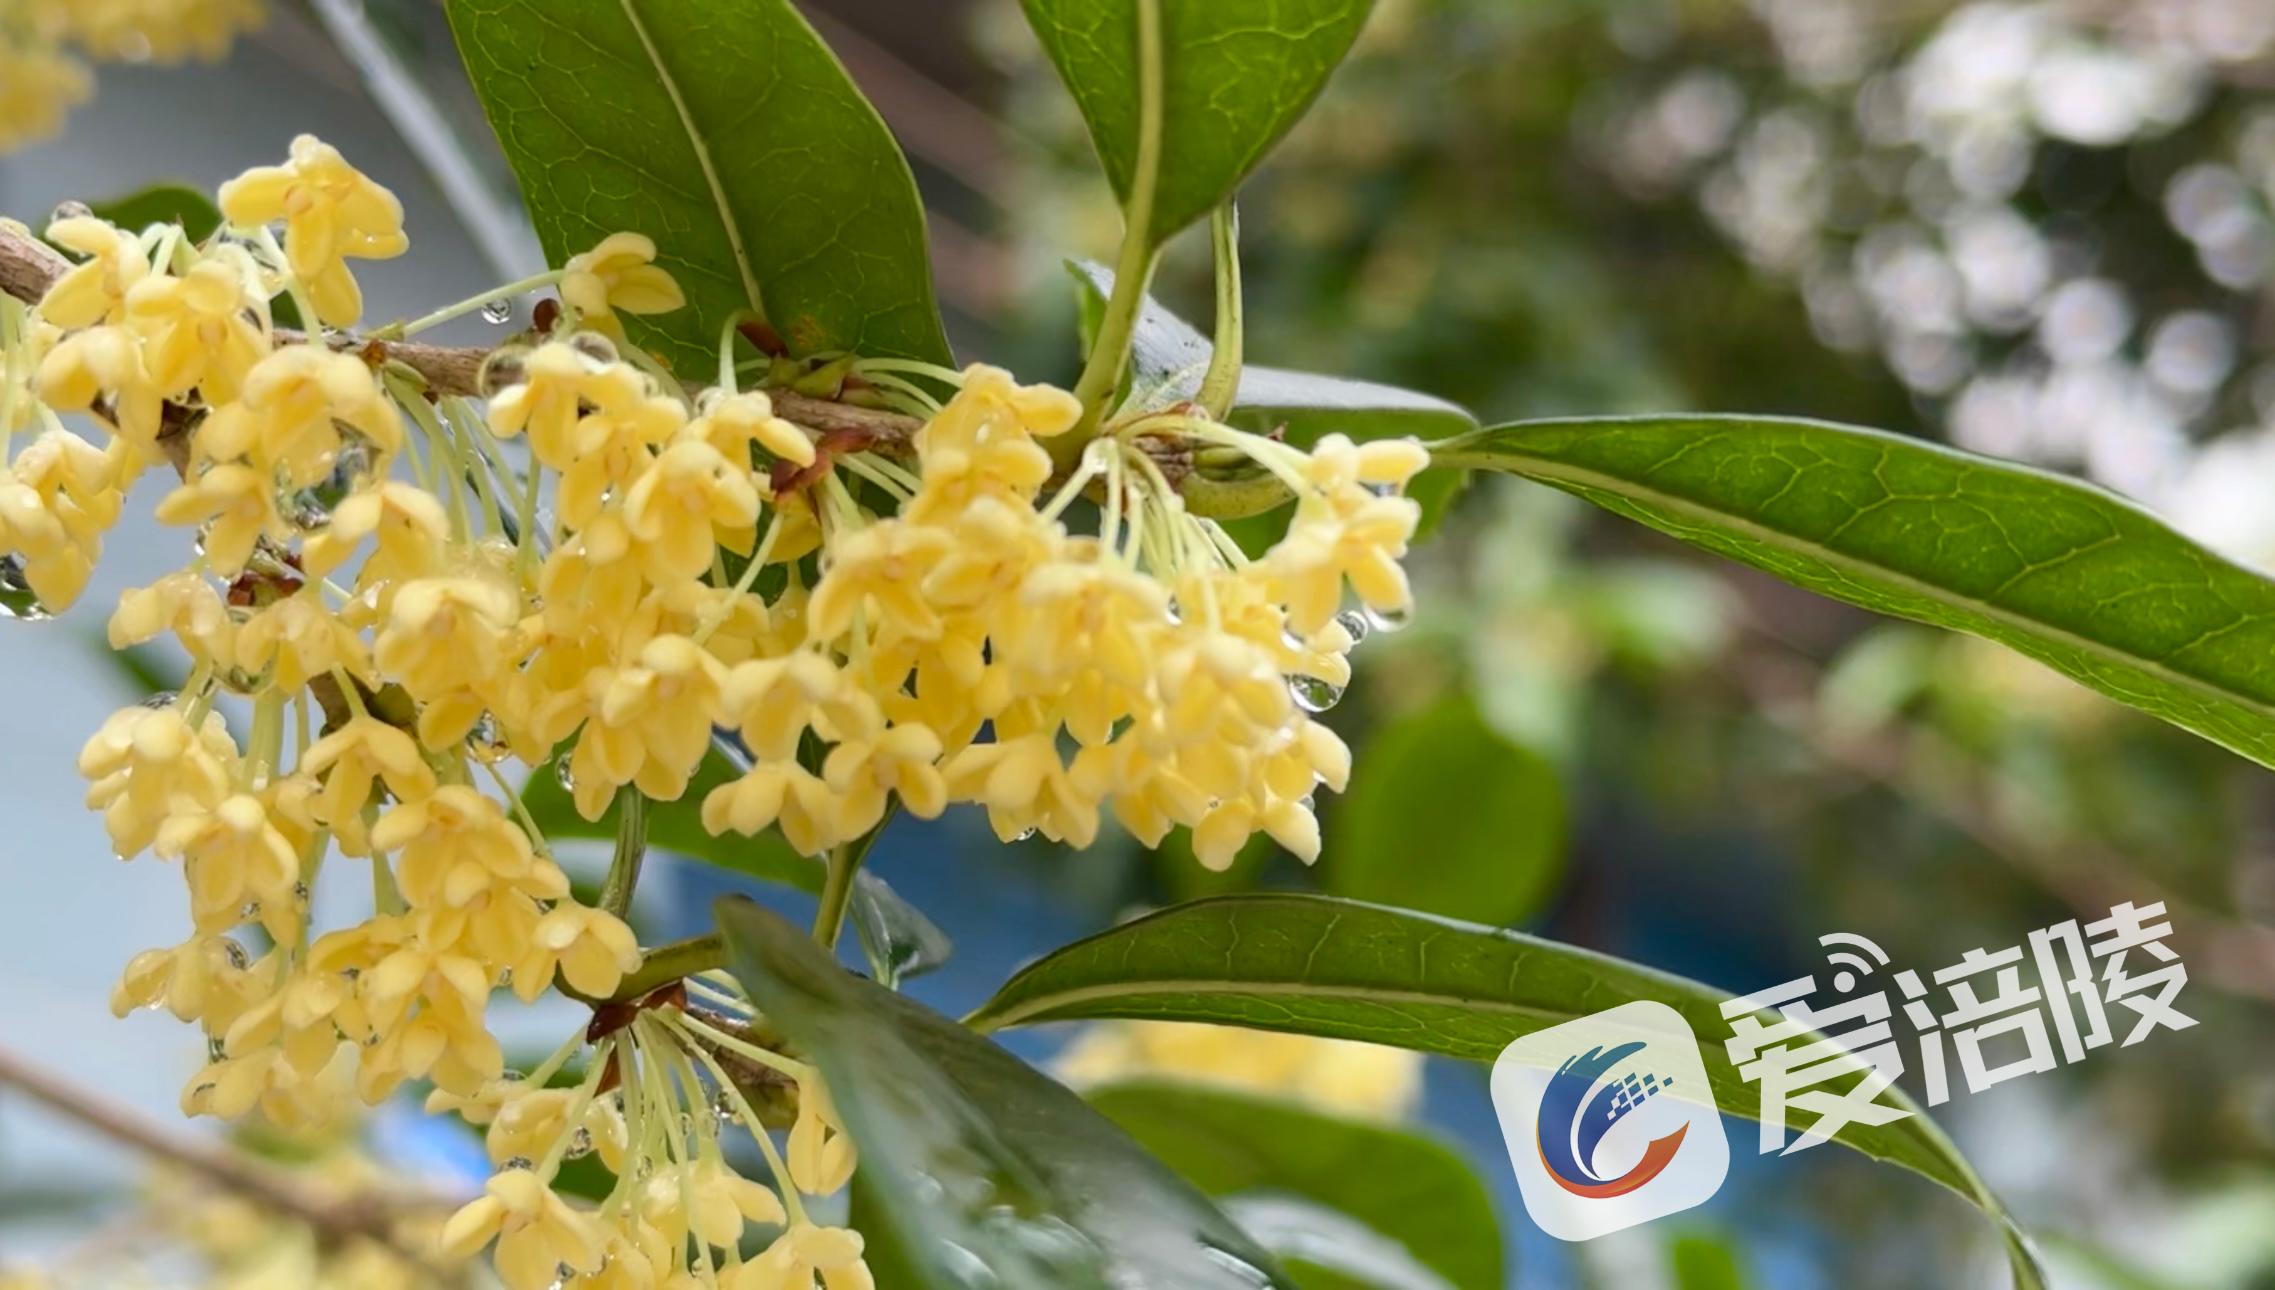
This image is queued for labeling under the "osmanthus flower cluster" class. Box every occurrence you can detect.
[0,0,266,153]
[2,126,1429,1289]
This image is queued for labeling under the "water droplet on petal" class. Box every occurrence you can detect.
[0,556,53,621]
[207,1037,226,1061]
[282,431,376,531]
[48,201,91,227]
[1011,827,1038,843]
[140,691,180,710]
[554,759,576,792]
[478,347,530,398]
[710,1086,742,1128]
[1361,601,1411,634]
[480,298,514,326]
[1288,673,1343,713]
[1333,607,1371,644]
[563,1125,595,1159]
[567,331,619,366]
[503,1155,534,1171]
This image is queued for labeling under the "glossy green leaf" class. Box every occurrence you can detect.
[714,898,1291,1290]
[445,0,950,373]
[1023,0,1375,245]
[1328,696,1563,926]
[91,183,221,242]
[968,894,2044,1289]
[1434,415,2275,773]
[522,749,949,983]
[1089,1081,1502,1290]
[1226,1197,1451,1290]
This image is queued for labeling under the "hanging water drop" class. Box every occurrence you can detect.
[480,297,514,326]
[207,1037,226,1061]
[554,759,576,792]
[220,936,250,970]
[1361,601,1411,633]
[1333,607,1371,644]
[465,711,508,764]
[710,1086,742,1128]
[563,1125,595,1159]
[0,556,52,621]
[1011,827,1038,842]
[1288,673,1343,713]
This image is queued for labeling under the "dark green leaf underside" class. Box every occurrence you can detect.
[1435,415,2275,772]
[969,894,2043,1288]
[1022,0,1375,244]
[716,899,1289,1290]
[446,0,950,373]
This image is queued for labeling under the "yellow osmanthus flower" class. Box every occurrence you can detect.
[219,134,407,326]
[561,231,687,330]
[0,36,89,154]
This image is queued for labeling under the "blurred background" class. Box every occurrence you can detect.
[5,0,2275,1286]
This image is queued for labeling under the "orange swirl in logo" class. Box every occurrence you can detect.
[1537,1122,1689,1198]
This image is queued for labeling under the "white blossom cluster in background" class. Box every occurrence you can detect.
[1590,0,2275,564]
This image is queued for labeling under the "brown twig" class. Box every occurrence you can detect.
[0,1043,458,1278]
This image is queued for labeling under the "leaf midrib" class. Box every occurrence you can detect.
[1437,438,2275,749]
[618,0,764,320]
[970,975,1582,1036]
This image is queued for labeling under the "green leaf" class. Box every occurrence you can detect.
[91,183,221,242]
[1328,696,1563,926]
[714,898,1292,1290]
[445,0,951,372]
[522,749,949,983]
[1022,0,1375,246]
[1667,1230,1756,1290]
[1226,1197,1453,1290]
[1434,415,2275,773]
[968,894,2044,1289]
[1088,1081,1502,1290]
